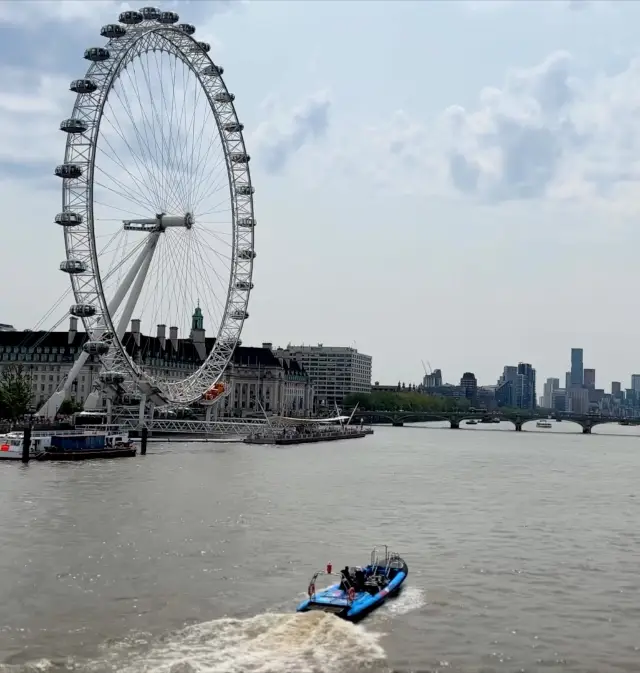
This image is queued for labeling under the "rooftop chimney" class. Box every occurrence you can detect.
[131,318,141,347]
[68,316,77,345]
[157,323,166,349]
[262,342,273,350]
[169,325,178,350]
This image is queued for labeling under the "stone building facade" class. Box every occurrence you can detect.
[0,312,314,417]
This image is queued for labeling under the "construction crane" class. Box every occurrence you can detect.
[421,360,433,375]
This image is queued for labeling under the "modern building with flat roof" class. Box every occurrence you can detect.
[273,344,372,407]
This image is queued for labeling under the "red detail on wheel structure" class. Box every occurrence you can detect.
[348,587,356,601]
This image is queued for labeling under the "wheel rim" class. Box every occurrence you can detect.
[57,10,255,406]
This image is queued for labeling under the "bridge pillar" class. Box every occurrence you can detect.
[514,421,523,431]
[392,420,404,427]
[582,424,592,434]
[450,419,460,429]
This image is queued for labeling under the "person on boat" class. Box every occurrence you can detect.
[354,567,366,593]
[339,566,352,592]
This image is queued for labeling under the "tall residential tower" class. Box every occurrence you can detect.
[570,348,583,387]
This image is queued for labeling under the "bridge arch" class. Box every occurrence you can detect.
[520,418,584,432]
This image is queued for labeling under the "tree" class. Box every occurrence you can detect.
[0,365,33,421]
[343,391,470,413]
[58,398,83,416]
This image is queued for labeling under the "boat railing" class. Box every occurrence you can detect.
[370,545,404,577]
[307,568,356,604]
[249,424,365,440]
[370,545,389,570]
[31,425,125,438]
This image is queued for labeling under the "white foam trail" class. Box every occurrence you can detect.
[0,660,56,673]
[380,586,426,617]
[115,611,387,673]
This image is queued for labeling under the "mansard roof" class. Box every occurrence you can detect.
[0,328,296,370]
[279,357,305,374]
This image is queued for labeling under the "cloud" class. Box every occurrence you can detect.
[0,66,71,170]
[252,91,331,174]
[462,0,596,13]
[567,0,591,10]
[0,3,232,173]
[461,0,516,13]
[440,50,583,202]
[345,50,640,210]
[0,0,124,25]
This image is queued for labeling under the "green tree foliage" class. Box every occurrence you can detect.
[343,391,470,413]
[58,399,84,415]
[0,365,33,421]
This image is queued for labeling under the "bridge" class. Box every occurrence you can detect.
[348,410,640,434]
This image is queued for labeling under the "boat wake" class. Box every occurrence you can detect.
[1,612,388,673]
[121,612,386,673]
[380,586,426,617]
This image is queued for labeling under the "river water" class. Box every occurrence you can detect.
[1,422,639,673]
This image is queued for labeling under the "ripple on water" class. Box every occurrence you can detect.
[2,428,640,673]
[1,613,389,673]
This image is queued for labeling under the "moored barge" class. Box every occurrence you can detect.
[244,413,373,445]
[36,431,135,460]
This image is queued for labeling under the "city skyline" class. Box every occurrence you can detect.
[415,347,640,402]
[5,2,640,387]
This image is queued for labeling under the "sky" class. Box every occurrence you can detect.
[2,0,640,391]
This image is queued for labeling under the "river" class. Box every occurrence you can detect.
[1,422,639,673]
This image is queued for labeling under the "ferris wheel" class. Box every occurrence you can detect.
[42,7,255,415]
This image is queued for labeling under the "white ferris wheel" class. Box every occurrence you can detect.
[39,6,255,418]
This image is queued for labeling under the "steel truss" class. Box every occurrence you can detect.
[117,416,269,437]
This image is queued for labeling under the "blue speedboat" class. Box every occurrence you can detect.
[296,546,408,622]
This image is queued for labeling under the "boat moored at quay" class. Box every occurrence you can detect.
[0,426,135,462]
[244,414,373,445]
[0,432,51,461]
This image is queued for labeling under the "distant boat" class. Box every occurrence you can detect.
[536,420,552,429]
[465,419,478,426]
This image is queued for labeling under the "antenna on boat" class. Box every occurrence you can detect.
[256,398,274,434]
[334,401,345,431]
[346,402,359,427]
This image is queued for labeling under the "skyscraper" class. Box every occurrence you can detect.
[584,368,595,389]
[612,381,622,398]
[632,375,640,392]
[496,366,518,407]
[542,378,560,408]
[570,348,583,387]
[568,386,589,414]
[460,372,478,403]
[516,362,536,410]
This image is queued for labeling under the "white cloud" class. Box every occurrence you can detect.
[461,0,599,13]
[0,66,71,166]
[0,0,126,25]
[333,50,640,213]
[441,50,577,201]
[461,0,516,13]
[251,90,332,174]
